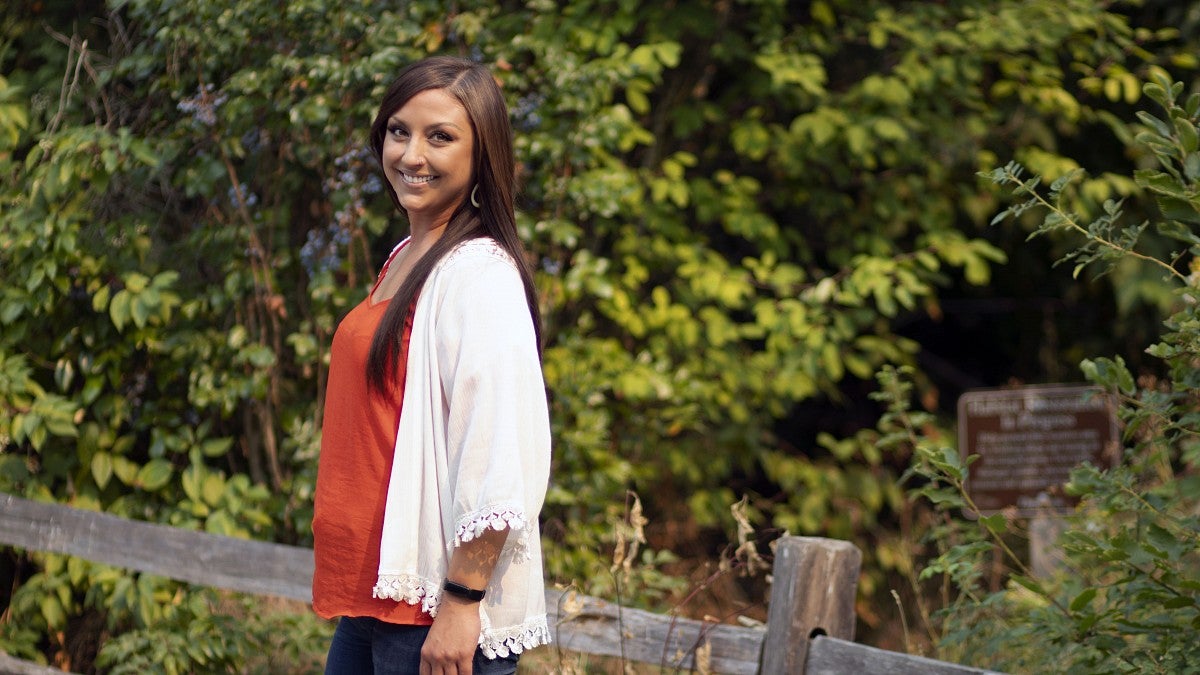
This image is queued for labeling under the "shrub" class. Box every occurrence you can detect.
[900,74,1200,673]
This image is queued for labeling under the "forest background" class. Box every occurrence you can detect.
[2,0,1199,673]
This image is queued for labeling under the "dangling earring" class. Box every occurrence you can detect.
[470,185,481,208]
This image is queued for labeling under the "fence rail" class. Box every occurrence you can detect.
[0,493,999,674]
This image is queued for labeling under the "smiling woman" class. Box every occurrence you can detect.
[310,56,550,675]
[381,88,476,236]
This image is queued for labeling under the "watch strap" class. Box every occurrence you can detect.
[442,579,486,602]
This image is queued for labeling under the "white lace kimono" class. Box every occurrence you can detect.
[371,237,552,658]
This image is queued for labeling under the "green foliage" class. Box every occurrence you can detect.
[1,0,1198,667]
[93,593,331,675]
[0,551,331,673]
[904,75,1200,673]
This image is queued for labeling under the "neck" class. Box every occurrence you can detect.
[406,213,449,250]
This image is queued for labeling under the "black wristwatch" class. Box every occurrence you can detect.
[442,579,486,602]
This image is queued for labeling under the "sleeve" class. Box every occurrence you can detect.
[434,253,551,555]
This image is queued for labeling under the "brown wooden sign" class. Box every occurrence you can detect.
[958,384,1118,516]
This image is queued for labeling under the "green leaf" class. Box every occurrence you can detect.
[979,513,1007,534]
[731,119,772,161]
[90,284,110,312]
[1176,117,1199,154]
[753,52,827,96]
[109,289,131,331]
[872,117,908,142]
[1142,82,1169,108]
[0,298,22,324]
[1010,574,1047,596]
[1164,596,1195,609]
[1070,587,1097,612]
[131,296,150,328]
[112,456,139,486]
[205,510,238,537]
[1157,196,1200,225]
[181,464,203,502]
[92,452,113,489]
[40,595,66,629]
[202,473,226,507]
[937,446,965,481]
[1145,523,1183,560]
[201,437,233,458]
[1134,169,1187,198]
[123,272,149,293]
[137,459,173,491]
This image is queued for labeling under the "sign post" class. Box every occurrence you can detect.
[958,384,1119,577]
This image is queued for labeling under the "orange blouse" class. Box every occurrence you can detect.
[311,245,429,624]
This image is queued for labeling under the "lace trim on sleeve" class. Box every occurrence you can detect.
[372,573,440,615]
[440,237,513,271]
[479,614,551,659]
[454,505,533,563]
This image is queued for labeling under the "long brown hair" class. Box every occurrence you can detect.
[365,56,541,394]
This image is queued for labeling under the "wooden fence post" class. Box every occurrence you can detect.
[1029,508,1067,579]
[760,536,862,674]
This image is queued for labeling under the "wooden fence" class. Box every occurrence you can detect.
[0,493,999,674]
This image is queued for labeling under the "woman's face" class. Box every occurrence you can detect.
[380,88,475,227]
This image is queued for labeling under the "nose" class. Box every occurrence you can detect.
[400,137,425,168]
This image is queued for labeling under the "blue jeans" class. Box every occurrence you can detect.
[324,616,520,674]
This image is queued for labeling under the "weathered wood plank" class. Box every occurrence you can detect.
[0,493,313,602]
[546,588,765,674]
[1,494,1002,675]
[0,651,80,675]
[760,537,861,674]
[807,636,1004,675]
[0,494,768,673]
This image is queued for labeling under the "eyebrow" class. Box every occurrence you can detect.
[388,115,465,132]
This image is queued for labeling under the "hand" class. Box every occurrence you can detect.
[420,594,481,675]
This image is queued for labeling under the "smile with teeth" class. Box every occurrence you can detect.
[401,172,436,185]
